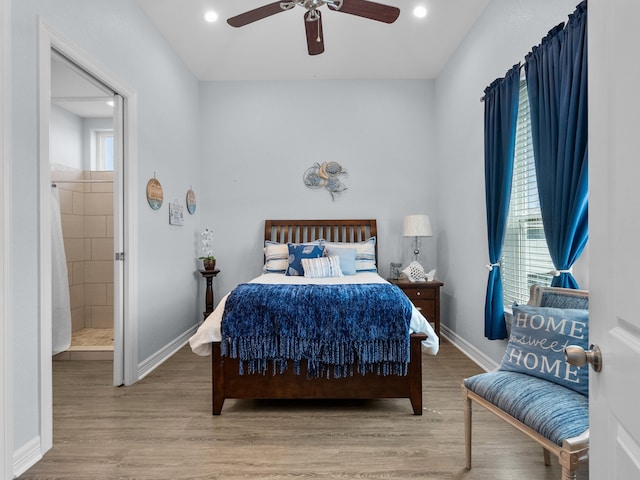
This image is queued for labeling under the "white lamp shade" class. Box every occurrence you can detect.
[402,215,433,237]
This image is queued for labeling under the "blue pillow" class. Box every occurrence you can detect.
[286,243,324,276]
[325,246,357,275]
[500,304,589,396]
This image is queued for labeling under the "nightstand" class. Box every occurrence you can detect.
[199,269,220,318]
[388,279,443,337]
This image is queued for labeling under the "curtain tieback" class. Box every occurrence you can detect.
[550,268,573,277]
[486,262,501,271]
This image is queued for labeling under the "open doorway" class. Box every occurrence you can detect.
[38,21,139,453]
[50,51,116,362]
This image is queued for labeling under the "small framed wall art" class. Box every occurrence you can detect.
[146,176,163,210]
[169,199,184,225]
[186,187,197,214]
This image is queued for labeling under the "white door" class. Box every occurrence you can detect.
[589,0,640,477]
[112,93,125,386]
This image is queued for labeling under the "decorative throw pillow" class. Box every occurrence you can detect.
[302,255,344,278]
[263,241,288,273]
[322,237,377,272]
[500,304,589,396]
[286,243,324,276]
[324,246,357,275]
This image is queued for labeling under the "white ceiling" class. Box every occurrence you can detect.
[51,52,115,118]
[52,1,491,119]
[134,0,491,81]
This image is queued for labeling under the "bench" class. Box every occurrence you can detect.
[461,285,589,480]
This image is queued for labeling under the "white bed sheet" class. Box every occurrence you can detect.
[189,272,439,356]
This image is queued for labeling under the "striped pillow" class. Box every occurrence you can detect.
[322,237,377,272]
[302,256,343,278]
[263,241,288,273]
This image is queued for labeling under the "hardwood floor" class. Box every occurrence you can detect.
[18,340,589,479]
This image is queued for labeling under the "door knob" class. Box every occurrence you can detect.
[565,344,602,372]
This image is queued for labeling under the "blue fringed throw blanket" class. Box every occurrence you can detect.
[221,283,412,379]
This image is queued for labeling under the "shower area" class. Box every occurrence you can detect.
[51,170,114,360]
[50,52,115,361]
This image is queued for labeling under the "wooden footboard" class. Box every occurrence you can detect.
[211,332,427,415]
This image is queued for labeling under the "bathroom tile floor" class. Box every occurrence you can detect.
[53,328,114,361]
[71,327,114,347]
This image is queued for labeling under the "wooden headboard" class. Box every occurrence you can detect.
[264,219,378,266]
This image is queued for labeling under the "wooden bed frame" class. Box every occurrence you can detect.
[210,219,428,415]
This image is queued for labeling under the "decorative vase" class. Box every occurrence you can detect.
[203,258,216,271]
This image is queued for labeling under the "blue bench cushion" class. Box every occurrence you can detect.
[464,371,588,446]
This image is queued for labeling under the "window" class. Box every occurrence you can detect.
[94,130,114,171]
[502,80,554,309]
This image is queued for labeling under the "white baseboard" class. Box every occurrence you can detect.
[12,436,42,479]
[440,325,499,373]
[137,326,198,380]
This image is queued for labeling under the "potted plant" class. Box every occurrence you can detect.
[199,228,216,270]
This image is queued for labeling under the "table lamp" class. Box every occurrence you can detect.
[402,214,432,267]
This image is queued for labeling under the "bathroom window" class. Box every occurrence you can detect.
[94,130,114,171]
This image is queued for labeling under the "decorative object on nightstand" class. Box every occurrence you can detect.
[199,228,216,271]
[390,262,402,280]
[389,278,443,337]
[402,214,432,269]
[402,262,436,283]
[198,268,220,318]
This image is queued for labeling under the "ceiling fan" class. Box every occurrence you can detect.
[227,0,400,56]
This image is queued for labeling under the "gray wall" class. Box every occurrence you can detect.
[10,0,590,471]
[198,79,438,300]
[50,105,83,169]
[12,0,201,452]
[435,0,586,365]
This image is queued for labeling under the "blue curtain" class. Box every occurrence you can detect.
[525,1,588,289]
[483,64,521,340]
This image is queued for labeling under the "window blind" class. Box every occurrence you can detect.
[502,80,554,308]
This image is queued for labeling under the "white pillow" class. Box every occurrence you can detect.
[263,241,288,273]
[322,237,377,272]
[301,255,343,278]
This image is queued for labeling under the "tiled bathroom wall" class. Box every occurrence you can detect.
[53,168,114,332]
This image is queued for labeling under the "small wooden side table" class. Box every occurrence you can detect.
[199,269,220,318]
[388,279,443,337]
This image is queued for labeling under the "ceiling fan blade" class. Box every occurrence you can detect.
[304,11,325,56]
[329,0,400,24]
[227,2,286,27]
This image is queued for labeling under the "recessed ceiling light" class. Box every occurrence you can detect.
[413,6,428,19]
[204,10,218,23]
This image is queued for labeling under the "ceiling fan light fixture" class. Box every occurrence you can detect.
[280,1,296,11]
[307,11,320,21]
[282,0,342,15]
[229,0,399,55]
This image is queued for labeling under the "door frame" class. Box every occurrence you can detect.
[1,0,12,477]
[37,19,139,451]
